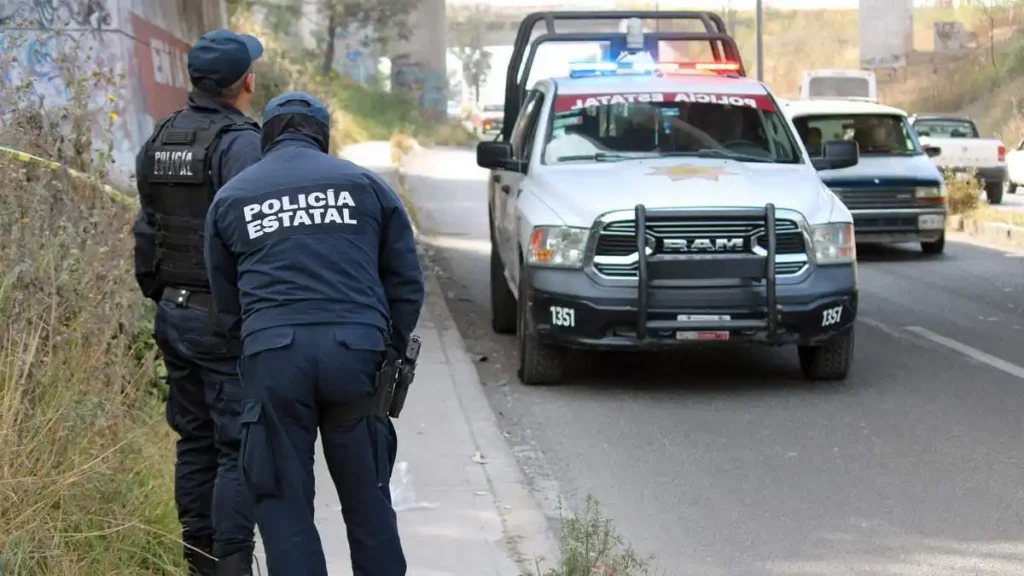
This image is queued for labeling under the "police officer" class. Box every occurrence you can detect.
[133,28,264,576]
[203,91,424,576]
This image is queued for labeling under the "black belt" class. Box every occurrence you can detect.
[161,287,212,310]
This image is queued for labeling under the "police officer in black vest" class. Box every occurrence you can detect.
[204,92,424,575]
[133,29,264,576]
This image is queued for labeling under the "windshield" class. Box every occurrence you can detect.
[791,113,921,157]
[912,118,978,138]
[807,76,871,99]
[544,90,802,164]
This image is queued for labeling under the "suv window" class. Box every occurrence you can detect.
[911,118,979,139]
[807,77,871,99]
[792,113,921,157]
[544,89,801,164]
[512,91,544,160]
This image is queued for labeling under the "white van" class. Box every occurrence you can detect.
[800,69,877,102]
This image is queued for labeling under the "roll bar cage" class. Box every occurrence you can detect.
[500,10,745,141]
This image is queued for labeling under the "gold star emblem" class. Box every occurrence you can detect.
[647,164,733,182]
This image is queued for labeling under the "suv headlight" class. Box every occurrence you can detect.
[527,226,589,268]
[916,186,946,203]
[811,222,856,265]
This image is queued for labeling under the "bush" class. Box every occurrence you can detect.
[537,496,660,576]
[0,29,182,575]
[943,168,983,216]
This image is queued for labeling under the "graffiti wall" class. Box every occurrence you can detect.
[0,0,227,186]
[392,57,448,115]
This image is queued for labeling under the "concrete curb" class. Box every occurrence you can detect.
[947,214,1024,249]
[341,142,562,574]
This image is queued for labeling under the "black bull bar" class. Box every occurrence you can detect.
[633,203,780,341]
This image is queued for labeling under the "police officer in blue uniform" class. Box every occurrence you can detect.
[204,92,424,576]
[133,28,264,576]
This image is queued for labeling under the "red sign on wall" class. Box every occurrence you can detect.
[129,12,192,120]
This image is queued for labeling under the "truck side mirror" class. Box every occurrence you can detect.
[811,140,859,171]
[477,141,514,170]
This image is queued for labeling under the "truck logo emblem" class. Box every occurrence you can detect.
[647,164,734,182]
[662,238,745,252]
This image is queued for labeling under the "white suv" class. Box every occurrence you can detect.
[479,12,862,385]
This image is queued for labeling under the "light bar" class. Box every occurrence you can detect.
[567,58,742,79]
[658,61,741,74]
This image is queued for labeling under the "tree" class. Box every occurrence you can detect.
[448,3,493,104]
[232,0,419,76]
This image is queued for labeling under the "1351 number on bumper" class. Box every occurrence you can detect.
[550,305,576,327]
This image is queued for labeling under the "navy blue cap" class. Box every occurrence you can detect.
[263,91,331,128]
[188,29,264,94]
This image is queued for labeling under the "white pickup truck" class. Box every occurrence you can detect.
[908,114,1007,204]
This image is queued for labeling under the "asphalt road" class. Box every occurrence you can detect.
[402,146,1024,576]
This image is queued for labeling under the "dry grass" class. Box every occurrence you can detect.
[0,29,183,575]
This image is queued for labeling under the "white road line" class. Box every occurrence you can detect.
[858,317,912,340]
[904,325,1024,380]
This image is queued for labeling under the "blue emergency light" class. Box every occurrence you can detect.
[567,55,741,79]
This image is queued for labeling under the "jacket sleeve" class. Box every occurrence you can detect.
[204,199,242,339]
[132,147,163,301]
[371,173,425,354]
[212,128,263,190]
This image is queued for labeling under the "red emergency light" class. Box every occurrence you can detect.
[657,61,741,75]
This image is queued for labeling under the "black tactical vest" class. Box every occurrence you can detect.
[138,109,259,290]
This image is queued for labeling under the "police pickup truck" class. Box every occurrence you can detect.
[479,11,861,385]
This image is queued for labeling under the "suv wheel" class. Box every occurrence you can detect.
[490,239,517,334]
[986,181,1004,205]
[798,328,854,381]
[1004,179,1017,195]
[517,268,565,385]
[921,232,945,255]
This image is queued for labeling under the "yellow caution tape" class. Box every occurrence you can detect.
[0,145,136,207]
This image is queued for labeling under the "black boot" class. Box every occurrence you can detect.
[184,539,216,576]
[214,550,254,576]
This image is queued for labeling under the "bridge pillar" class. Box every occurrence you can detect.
[387,0,448,115]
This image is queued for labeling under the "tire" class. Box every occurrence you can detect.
[986,181,1004,205]
[921,232,945,255]
[798,327,854,381]
[490,240,517,334]
[1005,180,1017,195]
[516,267,565,385]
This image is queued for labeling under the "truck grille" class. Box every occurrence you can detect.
[831,187,927,210]
[592,216,808,278]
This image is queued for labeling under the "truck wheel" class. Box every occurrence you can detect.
[798,328,854,381]
[517,268,565,385]
[490,241,517,334]
[921,233,945,255]
[1005,180,1017,195]
[986,181,1004,205]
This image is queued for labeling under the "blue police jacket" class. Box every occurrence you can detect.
[204,133,425,353]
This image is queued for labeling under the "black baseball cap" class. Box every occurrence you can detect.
[187,29,263,94]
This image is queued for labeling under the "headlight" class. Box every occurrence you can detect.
[811,222,856,265]
[526,226,589,268]
[915,186,945,199]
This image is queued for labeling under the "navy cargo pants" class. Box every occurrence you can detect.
[154,291,256,564]
[237,323,406,576]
